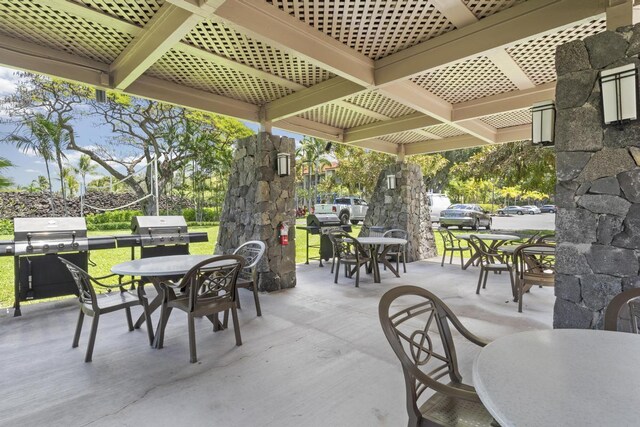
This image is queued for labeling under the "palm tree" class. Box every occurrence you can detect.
[61,167,79,198]
[0,157,13,189]
[296,137,331,209]
[74,154,97,194]
[5,114,57,213]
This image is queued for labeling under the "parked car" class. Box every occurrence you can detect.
[540,204,557,213]
[522,205,541,214]
[497,206,528,215]
[439,204,491,230]
[314,196,368,225]
[427,193,452,222]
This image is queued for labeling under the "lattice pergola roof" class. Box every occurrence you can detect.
[0,0,626,156]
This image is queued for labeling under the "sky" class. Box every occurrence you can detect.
[0,65,304,188]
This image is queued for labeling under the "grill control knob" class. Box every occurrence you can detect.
[42,244,50,252]
[169,236,175,242]
[58,243,65,249]
[159,237,165,243]
[26,245,34,253]
[71,242,79,248]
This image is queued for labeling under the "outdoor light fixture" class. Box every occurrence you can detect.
[531,100,555,147]
[600,63,638,125]
[387,174,396,190]
[325,142,332,152]
[95,88,106,103]
[277,152,290,177]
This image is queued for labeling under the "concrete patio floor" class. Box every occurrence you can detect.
[0,257,554,427]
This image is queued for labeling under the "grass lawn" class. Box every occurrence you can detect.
[0,222,544,309]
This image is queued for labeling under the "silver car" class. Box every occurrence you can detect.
[439,204,492,230]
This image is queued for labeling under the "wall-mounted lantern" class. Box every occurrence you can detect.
[600,63,638,125]
[531,100,555,147]
[386,174,396,190]
[277,152,290,177]
[95,88,107,103]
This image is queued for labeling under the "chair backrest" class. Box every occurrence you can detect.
[58,257,98,310]
[513,243,555,286]
[437,228,456,248]
[604,288,640,332]
[468,235,497,264]
[383,228,408,239]
[379,286,484,421]
[523,232,542,244]
[334,236,369,261]
[233,240,266,283]
[180,255,244,312]
[536,233,556,244]
[327,229,350,244]
[367,227,386,237]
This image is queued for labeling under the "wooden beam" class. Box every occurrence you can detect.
[213,0,375,86]
[375,0,606,85]
[343,113,440,143]
[405,134,489,155]
[485,48,536,90]
[496,124,532,143]
[265,77,365,121]
[110,3,202,89]
[165,0,226,17]
[349,138,398,155]
[430,0,478,28]
[452,82,556,121]
[38,0,142,35]
[275,117,344,142]
[607,0,633,30]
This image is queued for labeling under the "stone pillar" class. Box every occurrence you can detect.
[216,132,296,292]
[359,162,436,261]
[554,26,640,328]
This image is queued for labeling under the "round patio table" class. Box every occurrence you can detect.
[112,255,237,347]
[357,237,407,283]
[456,233,520,269]
[473,329,640,427]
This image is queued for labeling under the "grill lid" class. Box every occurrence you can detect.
[13,217,88,254]
[307,214,342,228]
[131,216,189,246]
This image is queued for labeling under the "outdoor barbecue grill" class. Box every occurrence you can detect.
[296,214,351,266]
[1,217,116,316]
[115,215,208,259]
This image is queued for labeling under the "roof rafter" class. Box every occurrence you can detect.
[343,113,440,143]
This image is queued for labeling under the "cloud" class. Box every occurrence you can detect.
[24,169,39,173]
[0,68,18,96]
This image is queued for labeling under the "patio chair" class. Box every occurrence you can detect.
[535,233,555,244]
[378,286,496,427]
[155,255,244,363]
[333,235,372,287]
[382,229,409,273]
[59,258,154,363]
[604,288,640,333]
[437,228,471,268]
[327,229,351,274]
[468,235,514,297]
[513,243,555,313]
[233,240,266,316]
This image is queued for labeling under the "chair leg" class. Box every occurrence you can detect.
[402,250,406,273]
[449,250,454,265]
[85,315,100,363]
[188,314,197,363]
[355,264,360,287]
[157,306,172,349]
[482,269,489,289]
[252,285,262,317]
[441,249,447,267]
[518,285,524,313]
[476,270,484,294]
[334,260,340,284]
[231,307,242,346]
[73,310,84,348]
[125,307,134,331]
[460,250,465,269]
[236,293,242,310]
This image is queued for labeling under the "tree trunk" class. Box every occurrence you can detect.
[44,159,55,215]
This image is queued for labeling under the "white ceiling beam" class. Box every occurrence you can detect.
[375,0,606,85]
[496,124,532,143]
[0,34,260,123]
[275,117,344,142]
[110,3,202,89]
[265,77,365,122]
[607,0,633,30]
[165,0,227,17]
[484,49,536,90]
[343,113,440,143]
[38,0,142,35]
[404,134,488,155]
[452,82,556,121]
[213,0,375,87]
[334,100,390,121]
[348,138,399,155]
[430,0,478,28]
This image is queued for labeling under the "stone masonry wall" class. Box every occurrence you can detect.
[216,133,296,292]
[554,26,640,328]
[359,162,436,261]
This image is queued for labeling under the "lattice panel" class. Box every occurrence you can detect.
[184,20,332,88]
[507,18,607,85]
[300,103,377,129]
[147,50,292,105]
[0,0,131,63]
[480,108,531,128]
[411,56,518,104]
[68,0,163,26]
[423,124,466,138]
[345,90,416,118]
[380,131,428,144]
[461,0,526,20]
[266,0,455,59]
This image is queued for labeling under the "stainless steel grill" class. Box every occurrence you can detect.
[297,214,352,266]
[3,217,117,316]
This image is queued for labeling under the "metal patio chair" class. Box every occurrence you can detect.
[468,235,514,297]
[155,255,244,363]
[59,258,154,363]
[333,235,372,287]
[604,288,640,333]
[379,285,496,427]
[233,240,266,316]
[513,243,555,313]
[437,228,471,268]
[327,229,351,274]
[382,228,408,273]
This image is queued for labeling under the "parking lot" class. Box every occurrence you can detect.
[490,212,555,231]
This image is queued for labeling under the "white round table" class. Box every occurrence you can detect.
[473,329,640,427]
[357,237,407,283]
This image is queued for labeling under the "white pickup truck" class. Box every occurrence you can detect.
[314,197,369,225]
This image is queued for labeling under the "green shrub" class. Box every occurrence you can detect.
[0,219,12,234]
[182,208,219,222]
[478,204,499,214]
[86,210,142,225]
[87,222,132,231]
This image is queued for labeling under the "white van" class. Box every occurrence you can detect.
[427,193,452,222]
